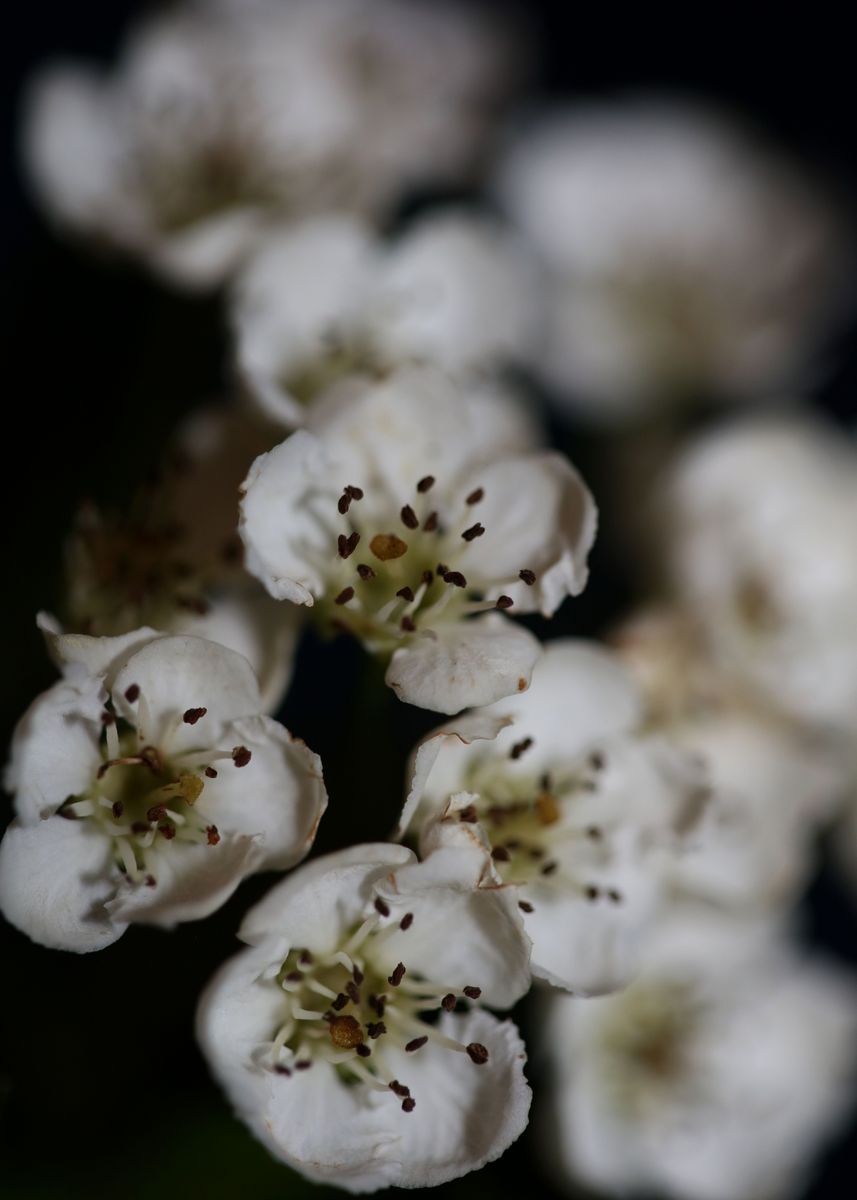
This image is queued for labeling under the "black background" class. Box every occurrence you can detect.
[2,3,857,1198]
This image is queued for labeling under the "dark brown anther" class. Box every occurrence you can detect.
[295,1061,312,1071]
[402,1097,416,1113]
[399,912,414,931]
[147,803,167,823]
[346,980,361,1005]
[285,970,303,982]
[100,710,116,726]
[232,746,252,768]
[356,1043,371,1058]
[422,511,438,532]
[463,986,482,1000]
[274,1064,292,1076]
[437,563,449,578]
[405,1036,428,1053]
[396,586,415,602]
[346,485,364,500]
[206,825,221,846]
[588,751,605,770]
[585,885,600,901]
[417,475,435,493]
[352,964,364,984]
[367,1022,387,1039]
[124,683,140,703]
[356,563,376,580]
[495,595,514,610]
[401,505,419,530]
[370,533,409,561]
[461,523,485,542]
[338,492,352,515]
[400,616,416,632]
[607,889,622,903]
[445,570,467,588]
[458,805,478,823]
[540,860,558,877]
[374,896,391,917]
[183,707,207,725]
[140,745,164,773]
[145,875,157,888]
[300,950,313,965]
[519,569,536,586]
[421,569,434,585]
[466,1043,489,1065]
[509,737,533,761]
[158,822,176,840]
[204,766,218,779]
[388,963,406,987]
[466,487,484,505]
[332,993,349,1011]
[492,846,511,862]
[389,1081,410,1098]
[329,1015,363,1049]
[586,826,602,840]
[111,801,124,819]
[519,900,534,913]
[442,993,457,1012]
[132,821,150,835]
[335,586,355,606]
[368,994,387,1017]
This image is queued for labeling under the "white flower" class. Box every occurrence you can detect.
[497,101,848,421]
[23,0,520,289]
[0,632,327,952]
[397,641,708,994]
[664,415,857,730]
[232,211,543,428]
[543,909,857,1200]
[53,403,297,712]
[196,843,532,1191]
[239,369,596,713]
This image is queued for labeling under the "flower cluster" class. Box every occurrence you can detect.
[6,3,857,1198]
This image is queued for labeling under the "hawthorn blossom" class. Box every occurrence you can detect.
[239,369,596,713]
[197,843,532,1191]
[498,101,847,421]
[664,415,857,731]
[232,211,543,428]
[397,641,708,994]
[543,910,857,1200]
[23,0,520,288]
[52,403,297,712]
[0,632,326,952]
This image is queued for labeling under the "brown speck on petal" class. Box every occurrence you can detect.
[183,707,207,725]
[370,533,408,561]
[232,746,252,768]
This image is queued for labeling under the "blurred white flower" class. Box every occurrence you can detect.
[397,640,708,994]
[497,101,848,421]
[665,415,857,731]
[232,210,543,428]
[23,0,521,288]
[0,632,326,952]
[197,843,531,1191]
[543,909,857,1200]
[239,369,596,713]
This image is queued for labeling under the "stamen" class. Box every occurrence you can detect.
[204,766,218,778]
[399,913,414,931]
[519,569,537,586]
[509,737,533,760]
[463,986,481,999]
[388,963,406,987]
[112,801,124,819]
[374,897,391,917]
[495,595,514,610]
[466,1043,489,1065]
[462,523,485,542]
[335,586,355,605]
[389,1081,410,1098]
[402,1097,416,1112]
[444,571,467,588]
[356,1044,371,1058]
[417,476,435,493]
[396,586,415,602]
[232,746,252,768]
[442,994,456,1011]
[206,825,220,846]
[585,885,600,901]
[400,505,419,530]
[421,569,434,585]
[338,492,352,515]
[346,485,364,500]
[124,684,140,703]
[519,900,534,913]
[400,616,416,633]
[466,488,484,505]
[423,511,438,532]
[405,1036,428,1053]
[183,707,207,725]
[459,805,478,823]
[367,1022,387,1039]
[357,563,376,580]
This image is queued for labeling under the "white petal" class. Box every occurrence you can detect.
[5,673,104,823]
[37,614,163,681]
[0,818,124,952]
[111,635,261,751]
[238,430,335,604]
[106,833,263,926]
[459,452,598,615]
[147,206,265,290]
[238,844,415,949]
[200,715,326,870]
[374,844,531,1008]
[386,614,542,714]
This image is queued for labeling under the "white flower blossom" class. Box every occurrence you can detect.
[497,101,848,421]
[196,843,532,1191]
[24,0,520,288]
[542,909,857,1200]
[397,641,708,994]
[239,369,596,713]
[232,211,543,428]
[664,415,857,730]
[0,632,327,952]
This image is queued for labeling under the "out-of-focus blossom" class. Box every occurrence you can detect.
[197,843,531,1191]
[0,632,327,952]
[51,404,297,711]
[23,0,522,288]
[497,102,848,422]
[239,369,596,713]
[232,210,543,428]
[543,909,857,1200]
[664,415,857,731]
[397,640,708,994]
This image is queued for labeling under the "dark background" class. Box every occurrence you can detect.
[2,3,857,1197]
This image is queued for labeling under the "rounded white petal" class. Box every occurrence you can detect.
[37,614,163,681]
[386,614,542,715]
[0,817,124,952]
[200,715,326,870]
